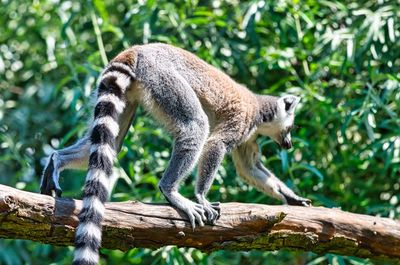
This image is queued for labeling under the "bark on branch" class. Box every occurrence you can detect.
[0,184,399,261]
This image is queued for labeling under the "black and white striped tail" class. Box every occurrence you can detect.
[73,62,135,265]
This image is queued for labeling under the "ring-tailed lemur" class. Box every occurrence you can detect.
[40,43,310,265]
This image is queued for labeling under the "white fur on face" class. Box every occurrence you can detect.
[278,95,300,115]
[286,132,291,142]
[257,112,293,139]
[257,95,299,142]
[275,95,299,130]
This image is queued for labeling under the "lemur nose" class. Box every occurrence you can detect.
[282,138,292,149]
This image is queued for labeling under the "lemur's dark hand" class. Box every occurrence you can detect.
[280,188,311,207]
[287,196,311,207]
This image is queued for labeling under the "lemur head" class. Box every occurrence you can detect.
[257,95,300,150]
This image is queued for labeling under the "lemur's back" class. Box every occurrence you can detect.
[114,43,258,127]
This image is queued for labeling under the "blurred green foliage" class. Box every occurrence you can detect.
[0,0,399,264]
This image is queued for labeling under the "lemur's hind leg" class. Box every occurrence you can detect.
[139,70,209,228]
[40,100,137,197]
[158,120,208,228]
[40,137,90,196]
[232,138,311,206]
[194,133,229,224]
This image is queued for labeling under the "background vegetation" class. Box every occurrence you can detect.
[0,0,399,264]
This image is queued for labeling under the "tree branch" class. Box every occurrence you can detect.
[0,184,399,261]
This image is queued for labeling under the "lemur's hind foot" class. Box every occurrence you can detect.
[40,153,62,197]
[40,137,91,197]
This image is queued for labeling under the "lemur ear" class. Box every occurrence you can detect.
[279,95,300,114]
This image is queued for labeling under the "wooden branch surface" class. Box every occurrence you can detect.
[0,184,399,261]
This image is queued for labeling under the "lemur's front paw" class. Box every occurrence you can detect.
[40,154,62,197]
[277,185,311,207]
[282,191,311,206]
[196,195,221,224]
[288,196,311,207]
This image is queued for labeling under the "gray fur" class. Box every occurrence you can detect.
[136,59,211,227]
[256,95,278,123]
[41,43,309,240]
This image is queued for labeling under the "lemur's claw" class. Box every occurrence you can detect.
[199,200,220,224]
[211,202,221,218]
